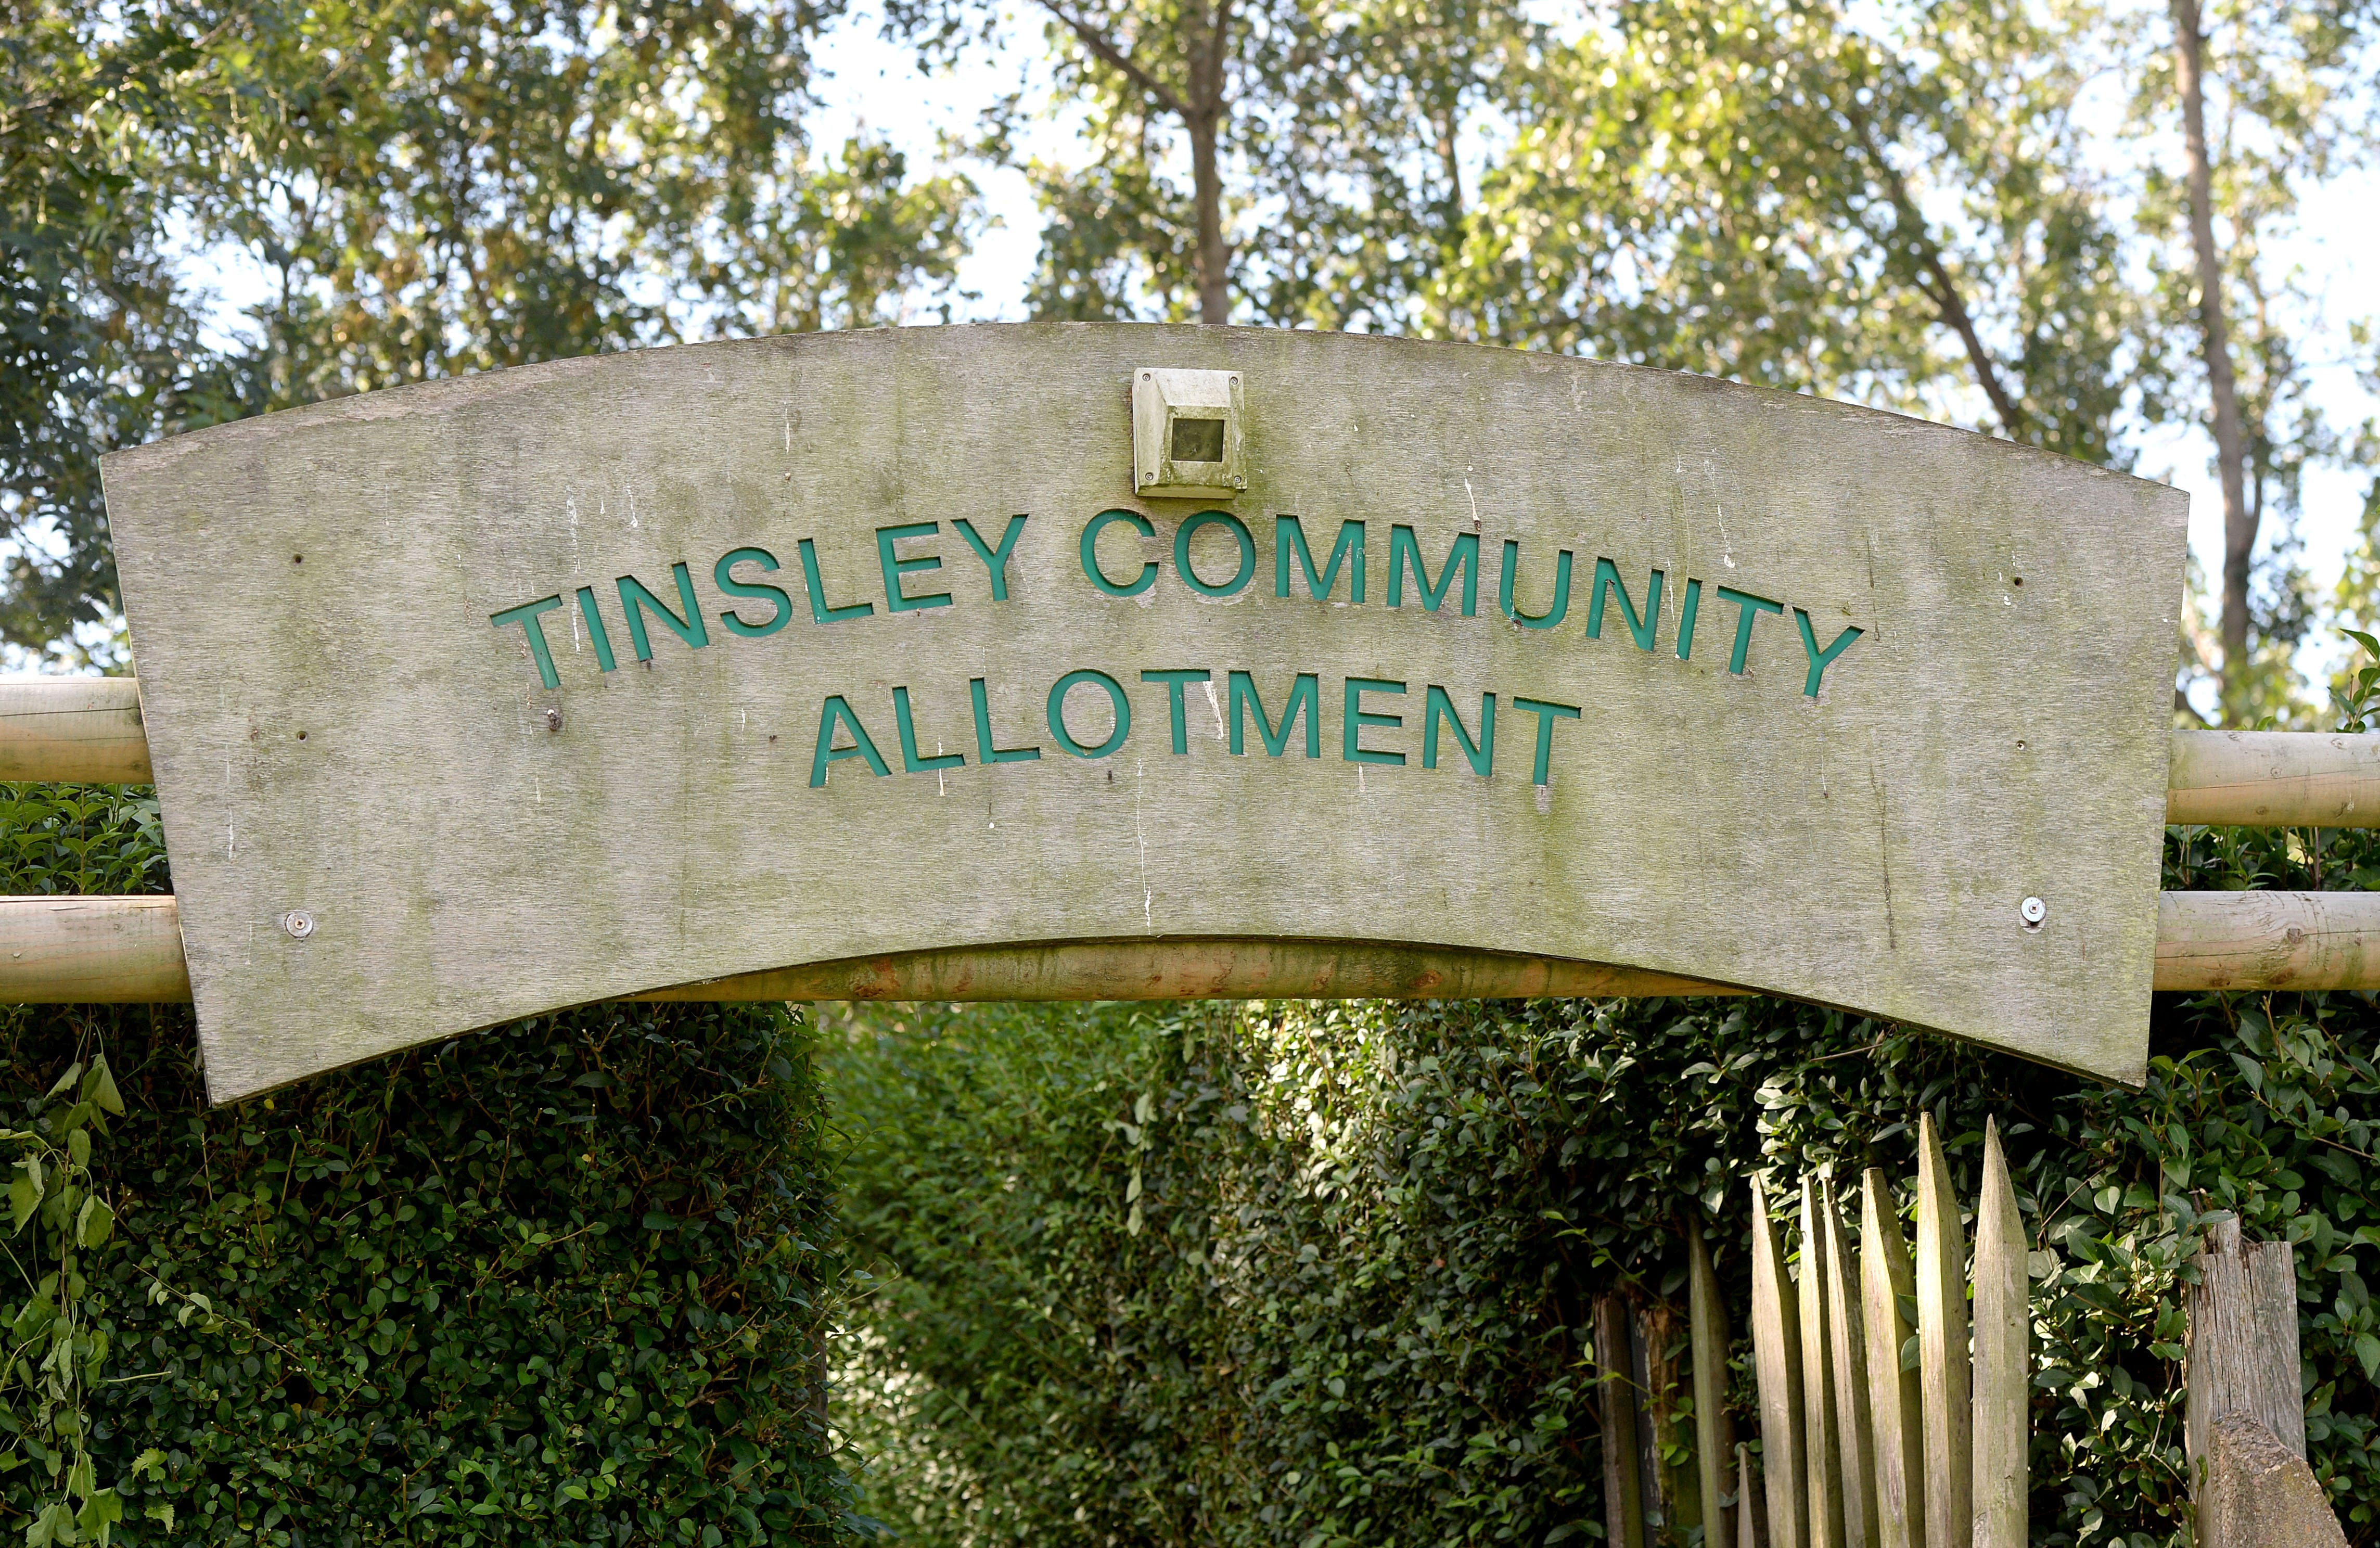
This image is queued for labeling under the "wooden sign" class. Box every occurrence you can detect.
[100,326,2186,1102]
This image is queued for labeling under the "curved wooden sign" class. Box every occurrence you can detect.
[100,326,2186,1101]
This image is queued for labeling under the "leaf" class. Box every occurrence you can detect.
[42,1065,79,1102]
[2357,1333,2380,1382]
[9,1174,39,1235]
[73,1491,118,1540]
[129,1451,163,1484]
[79,1060,120,1118]
[73,1198,110,1250]
[63,1132,85,1170]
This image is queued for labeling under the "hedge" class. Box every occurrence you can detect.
[829,817,2380,1546]
[0,782,861,1546]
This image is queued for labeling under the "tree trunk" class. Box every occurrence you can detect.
[1187,110,1229,323]
[2172,0,2253,693]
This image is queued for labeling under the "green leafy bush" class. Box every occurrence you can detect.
[0,784,860,1546]
[831,940,2380,1545]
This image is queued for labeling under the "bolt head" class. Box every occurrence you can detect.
[282,910,316,940]
[2019,896,2047,927]
[545,707,563,732]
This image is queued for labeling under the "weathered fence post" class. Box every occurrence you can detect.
[1598,1291,1646,1548]
[1914,1114,1973,1547]
[1691,1218,1739,1548]
[1751,1178,1809,1548]
[1970,1119,2028,1548]
[1819,1176,1879,1547]
[1798,1180,1847,1548]
[2185,1217,2347,1546]
[1859,1167,1924,1548]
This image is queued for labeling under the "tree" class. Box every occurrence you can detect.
[1,0,979,664]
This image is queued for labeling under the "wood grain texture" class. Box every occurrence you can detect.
[0,895,187,1002]
[1751,1178,1809,1548]
[2166,730,2380,826]
[98,326,2186,1101]
[1692,1218,1738,1548]
[1915,1115,1973,1548]
[1820,1178,1879,1548]
[1599,1293,1647,1548]
[0,678,150,783]
[2186,1217,2306,1474]
[1969,1120,2027,1548]
[2156,890,2380,991]
[1798,1181,1846,1548]
[1860,1167,1925,1548]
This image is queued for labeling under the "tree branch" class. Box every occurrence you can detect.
[1849,114,2028,439]
[1035,1,1189,121]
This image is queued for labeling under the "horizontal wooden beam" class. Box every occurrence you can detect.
[2165,731,2380,827]
[2,680,2376,829]
[0,679,150,783]
[8,893,2380,1006]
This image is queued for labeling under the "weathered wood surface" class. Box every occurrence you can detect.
[2197,1414,2347,1548]
[9,892,2380,1013]
[1818,1178,1878,1548]
[1598,1293,1647,1548]
[0,678,151,783]
[1750,1178,1809,1548]
[99,326,2186,1101]
[1859,1168,1925,1548]
[2156,890,2380,991]
[2166,730,2380,826]
[1691,1218,1739,1548]
[1798,1181,1846,1548]
[1970,1120,2028,1548]
[0,895,188,1002]
[2186,1217,2306,1472]
[20,693,2380,840]
[1914,1115,1973,1548]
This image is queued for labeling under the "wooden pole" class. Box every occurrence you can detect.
[1860,1167,1925,1548]
[1749,1177,1809,1548]
[1598,1293,1646,1548]
[2166,729,2380,825]
[2186,1216,2305,1469]
[1691,1218,1738,1548]
[1819,1177,1879,1548]
[1798,1180,1845,1548]
[1970,1119,2028,1548]
[0,678,150,783]
[2154,890,2380,992]
[1915,1114,1973,1548]
[1738,1444,1764,1548]
[10,892,2380,1005]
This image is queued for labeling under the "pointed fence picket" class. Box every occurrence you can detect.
[1600,1120,2029,1548]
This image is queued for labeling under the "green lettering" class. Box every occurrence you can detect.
[969,678,1041,764]
[892,687,966,772]
[810,695,890,786]
[490,596,564,689]
[1715,586,1785,674]
[617,563,710,661]
[877,521,953,613]
[1586,558,1663,650]
[1423,686,1494,775]
[798,539,874,623]
[954,515,1029,601]
[1795,609,1864,697]
[1387,527,1478,615]
[575,587,618,673]
[1141,669,1212,754]
[1275,516,1365,603]
[1343,677,1406,765]
[1047,669,1132,758]
[1227,671,1321,758]
[1499,541,1573,630]
[1175,511,1256,598]
[1081,509,1158,596]
[1512,696,1581,786]
[714,547,793,638]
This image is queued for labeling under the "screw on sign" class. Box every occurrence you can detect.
[2020,897,2048,929]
